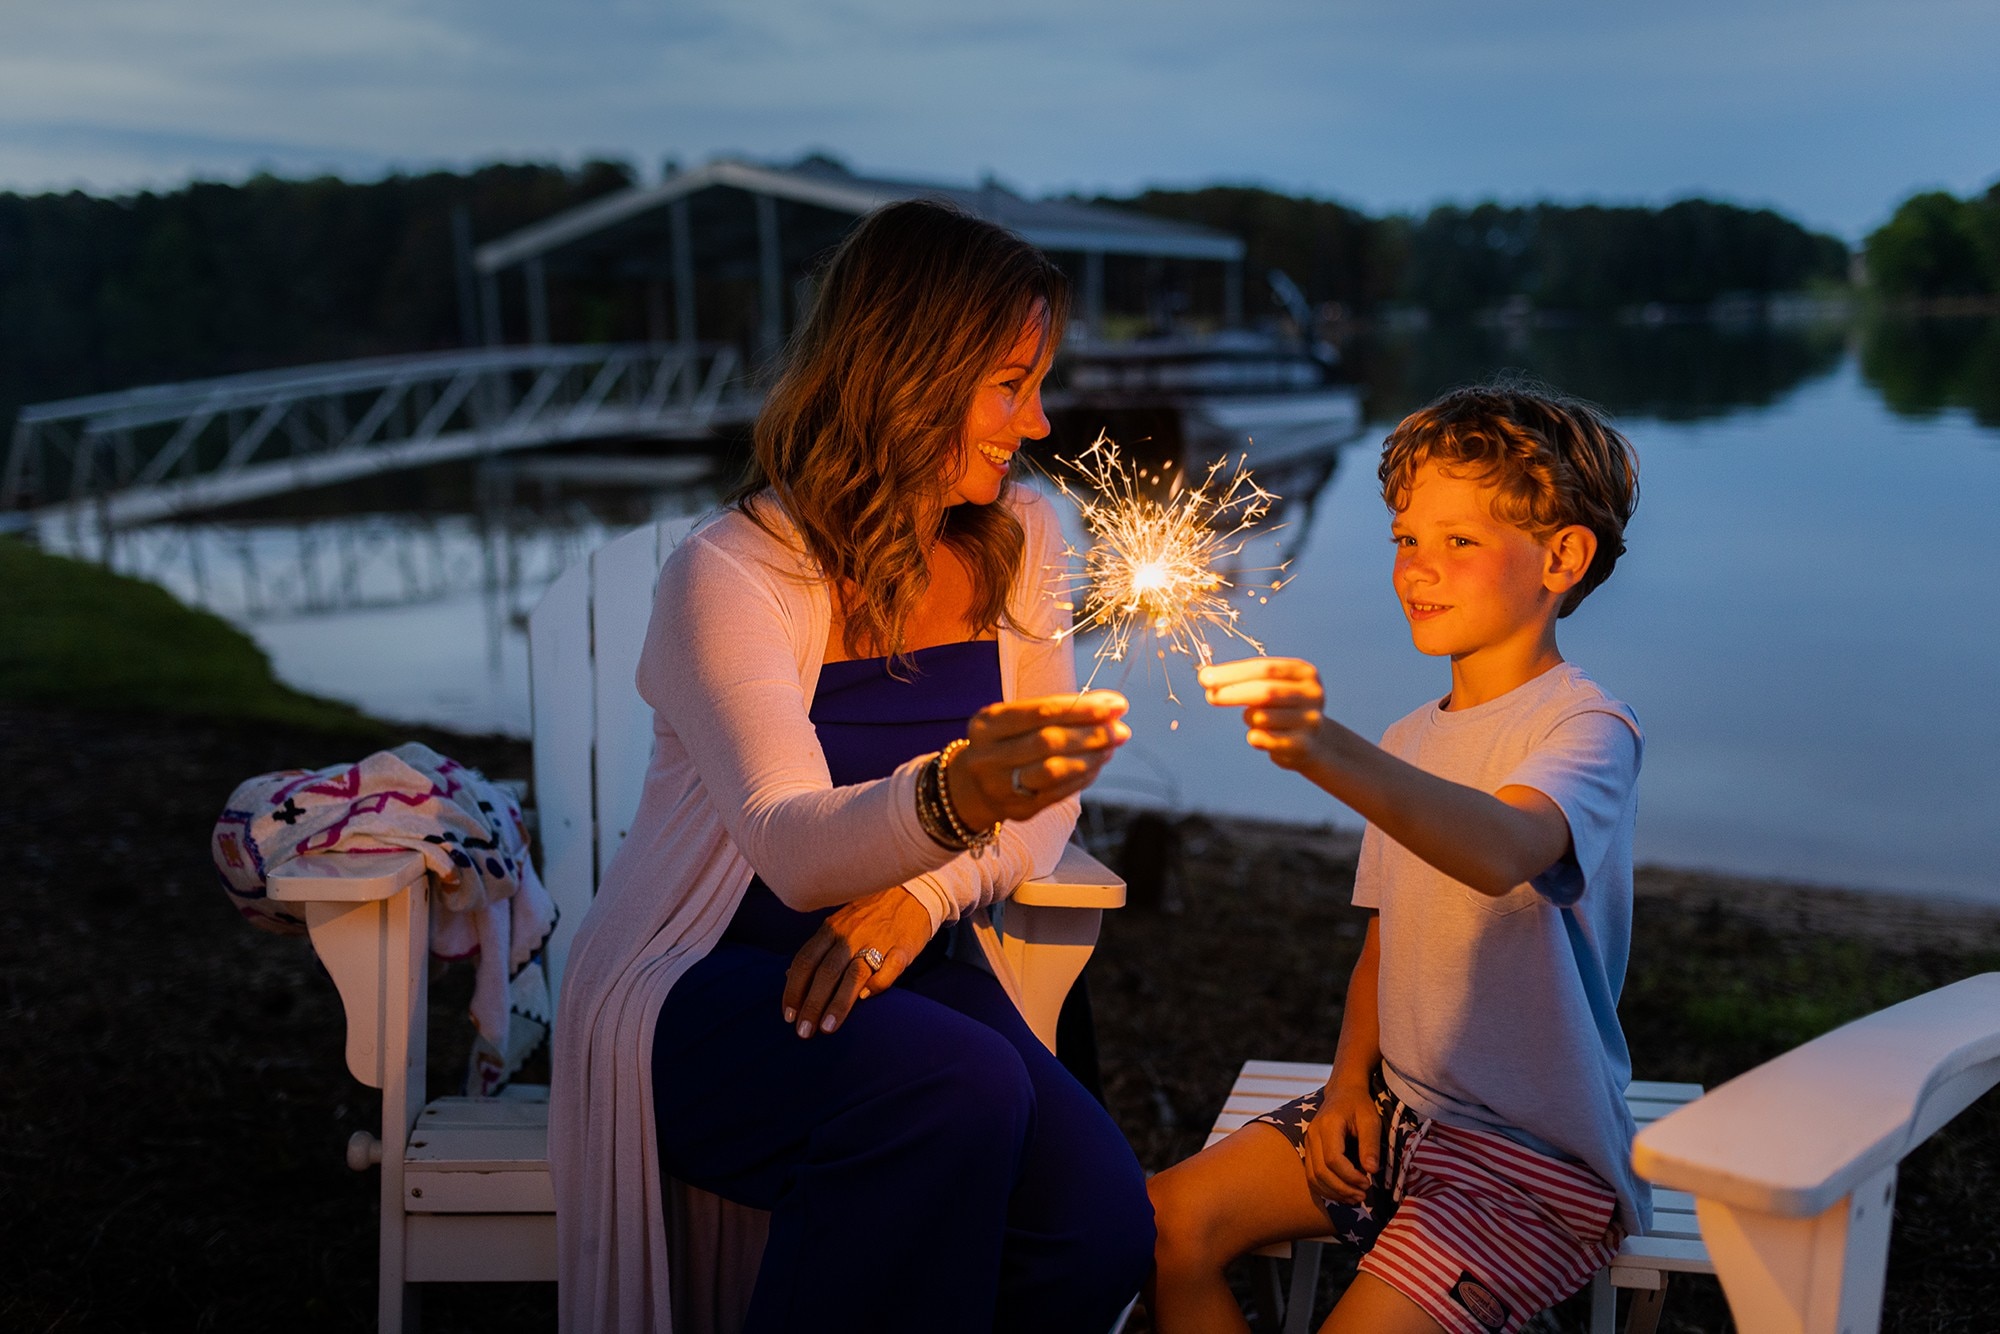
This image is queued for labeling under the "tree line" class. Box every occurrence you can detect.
[3,163,1994,431]
[1110,187,1851,317]
[0,162,636,420]
[1862,184,2000,301]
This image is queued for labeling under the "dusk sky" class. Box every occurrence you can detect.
[4,0,1996,240]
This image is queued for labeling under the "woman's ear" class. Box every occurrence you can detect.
[1544,524,1598,596]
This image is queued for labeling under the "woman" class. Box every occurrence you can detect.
[550,200,1155,1334]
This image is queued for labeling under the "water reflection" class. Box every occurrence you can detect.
[1346,317,1850,423]
[29,321,2000,896]
[1859,315,2000,428]
[36,446,734,735]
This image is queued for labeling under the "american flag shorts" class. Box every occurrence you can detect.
[1250,1076,1622,1334]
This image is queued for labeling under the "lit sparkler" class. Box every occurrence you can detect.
[1049,430,1288,703]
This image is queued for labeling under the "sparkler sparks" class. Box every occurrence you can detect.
[1049,430,1288,702]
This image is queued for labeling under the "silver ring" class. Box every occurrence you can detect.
[856,947,885,972]
[1010,766,1033,797]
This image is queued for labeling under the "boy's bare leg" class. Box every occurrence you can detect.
[1147,1123,1340,1334]
[1317,1272,1445,1334]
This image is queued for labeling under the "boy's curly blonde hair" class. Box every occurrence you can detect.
[1378,381,1640,617]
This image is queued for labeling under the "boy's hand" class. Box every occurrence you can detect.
[1198,657,1327,772]
[1302,1081,1381,1205]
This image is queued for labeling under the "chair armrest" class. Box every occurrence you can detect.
[268,850,432,1092]
[269,850,429,903]
[1011,843,1126,909]
[975,845,1124,1052]
[1633,972,2000,1217]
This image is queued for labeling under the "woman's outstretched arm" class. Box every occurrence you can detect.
[642,511,1118,915]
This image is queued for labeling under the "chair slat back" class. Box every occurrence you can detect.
[528,561,596,1006]
[590,523,668,881]
[528,515,700,1005]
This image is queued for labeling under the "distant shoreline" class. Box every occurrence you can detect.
[1090,803,2000,949]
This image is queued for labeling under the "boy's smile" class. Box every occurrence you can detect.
[1391,463,1581,692]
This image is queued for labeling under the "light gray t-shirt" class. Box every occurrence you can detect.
[1355,661,1651,1234]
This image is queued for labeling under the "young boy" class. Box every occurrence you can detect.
[1148,384,1646,1334]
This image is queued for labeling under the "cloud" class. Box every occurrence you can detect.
[0,0,1995,235]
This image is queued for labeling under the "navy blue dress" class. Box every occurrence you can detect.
[651,640,1154,1334]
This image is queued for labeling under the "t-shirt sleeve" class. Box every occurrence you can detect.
[1353,823,1387,909]
[1503,707,1642,907]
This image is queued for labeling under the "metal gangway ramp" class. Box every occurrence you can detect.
[2,342,753,528]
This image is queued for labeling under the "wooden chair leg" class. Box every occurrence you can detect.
[1282,1241,1323,1334]
[380,1166,413,1334]
[1254,1254,1287,1331]
[1588,1270,1615,1334]
[1624,1278,1668,1334]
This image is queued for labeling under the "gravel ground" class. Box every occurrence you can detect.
[5,706,1996,1332]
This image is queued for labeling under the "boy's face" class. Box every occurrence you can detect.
[1390,462,1568,660]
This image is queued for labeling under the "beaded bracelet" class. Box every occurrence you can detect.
[935,738,1001,857]
[914,751,967,851]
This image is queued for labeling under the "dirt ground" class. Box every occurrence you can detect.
[5,705,1997,1332]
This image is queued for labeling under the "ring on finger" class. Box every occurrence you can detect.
[855,947,885,972]
[1010,765,1033,797]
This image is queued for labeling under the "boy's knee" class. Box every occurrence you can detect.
[1147,1162,1229,1271]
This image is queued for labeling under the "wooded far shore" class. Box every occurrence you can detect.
[9,157,1994,437]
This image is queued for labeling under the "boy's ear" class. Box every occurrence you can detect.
[1543,524,1597,596]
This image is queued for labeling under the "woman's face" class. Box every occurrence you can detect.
[945,311,1053,509]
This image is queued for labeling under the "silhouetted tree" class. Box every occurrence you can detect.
[1099,185,1402,312]
[1107,190,1847,318]
[1864,188,2000,299]
[0,161,636,430]
[1396,200,1847,313]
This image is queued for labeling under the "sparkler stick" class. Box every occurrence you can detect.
[1048,430,1288,704]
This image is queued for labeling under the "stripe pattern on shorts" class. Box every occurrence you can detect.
[1358,1119,1621,1334]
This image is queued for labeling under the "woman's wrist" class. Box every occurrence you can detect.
[915,750,970,851]
[913,743,1001,857]
[934,739,1000,856]
[898,877,951,935]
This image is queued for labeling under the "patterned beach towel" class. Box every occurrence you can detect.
[212,743,556,1095]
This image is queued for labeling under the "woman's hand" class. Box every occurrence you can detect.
[1301,1079,1381,1206]
[1198,658,1329,774]
[783,885,935,1039]
[946,690,1130,831]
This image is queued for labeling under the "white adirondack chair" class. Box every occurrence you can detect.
[1633,971,2000,1334]
[266,515,1128,1332]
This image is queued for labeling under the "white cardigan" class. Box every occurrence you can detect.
[550,488,1081,1332]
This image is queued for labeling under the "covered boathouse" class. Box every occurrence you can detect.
[470,155,1249,364]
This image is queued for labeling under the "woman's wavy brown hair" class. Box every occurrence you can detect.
[1378,380,1640,617]
[729,199,1071,660]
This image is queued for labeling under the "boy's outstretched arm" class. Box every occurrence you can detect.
[1200,657,1572,898]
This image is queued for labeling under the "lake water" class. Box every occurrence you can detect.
[49,320,2000,902]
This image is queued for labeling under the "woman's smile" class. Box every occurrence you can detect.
[948,312,1051,505]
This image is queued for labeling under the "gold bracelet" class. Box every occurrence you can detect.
[936,738,1000,856]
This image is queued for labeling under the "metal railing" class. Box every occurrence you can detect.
[3,342,753,527]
